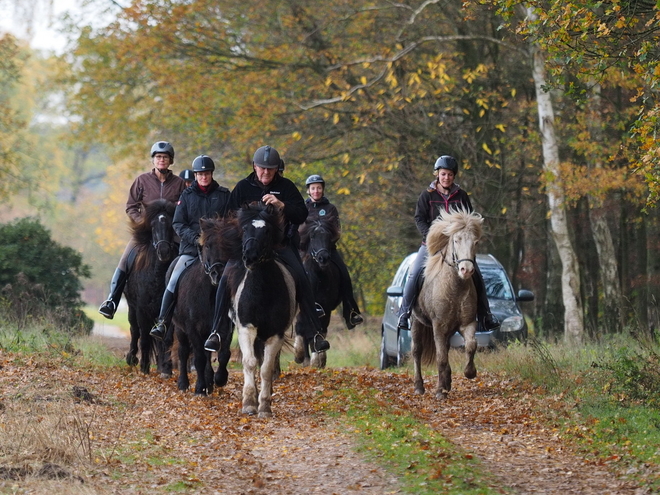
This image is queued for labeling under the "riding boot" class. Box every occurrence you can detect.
[473,267,500,331]
[397,248,426,331]
[98,268,128,319]
[150,289,176,341]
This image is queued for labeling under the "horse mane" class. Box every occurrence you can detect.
[425,208,483,257]
[299,214,340,253]
[130,199,176,271]
[199,213,242,262]
[238,202,286,248]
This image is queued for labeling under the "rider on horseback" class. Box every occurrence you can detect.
[150,155,231,341]
[304,174,364,329]
[396,155,500,332]
[204,145,330,357]
[98,141,186,319]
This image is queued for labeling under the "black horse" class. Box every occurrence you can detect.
[217,203,296,417]
[296,215,342,367]
[167,217,233,396]
[123,199,177,375]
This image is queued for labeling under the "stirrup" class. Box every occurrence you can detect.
[150,321,167,341]
[397,313,410,331]
[315,303,326,318]
[349,311,364,327]
[312,333,330,353]
[98,299,117,319]
[204,332,221,352]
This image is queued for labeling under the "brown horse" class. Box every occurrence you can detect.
[411,208,483,399]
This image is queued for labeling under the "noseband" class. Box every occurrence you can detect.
[242,236,270,265]
[196,244,224,275]
[442,238,475,270]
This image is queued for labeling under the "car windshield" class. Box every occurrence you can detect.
[481,266,514,300]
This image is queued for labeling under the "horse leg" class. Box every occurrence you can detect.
[238,326,259,415]
[214,325,233,387]
[434,326,452,400]
[126,326,139,367]
[193,344,210,396]
[177,332,191,392]
[411,320,425,395]
[258,336,284,418]
[462,321,478,380]
[157,339,173,379]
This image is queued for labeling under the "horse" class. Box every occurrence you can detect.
[216,203,296,417]
[411,208,483,400]
[167,217,233,396]
[295,215,342,367]
[123,199,177,375]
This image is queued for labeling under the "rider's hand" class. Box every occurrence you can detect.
[262,194,284,209]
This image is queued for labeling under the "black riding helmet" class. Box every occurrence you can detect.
[434,155,458,174]
[192,155,215,172]
[151,141,175,161]
[305,174,325,187]
[179,169,194,181]
[253,145,282,169]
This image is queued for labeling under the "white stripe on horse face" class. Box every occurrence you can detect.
[252,219,266,229]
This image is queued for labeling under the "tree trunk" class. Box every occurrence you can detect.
[529,31,584,343]
[585,81,624,334]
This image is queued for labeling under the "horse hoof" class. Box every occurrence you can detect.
[436,391,449,400]
[125,354,138,367]
[464,368,477,380]
[242,406,257,416]
[215,370,229,387]
[414,387,425,395]
[258,411,273,419]
[160,372,172,379]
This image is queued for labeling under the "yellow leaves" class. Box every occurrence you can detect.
[337,187,351,195]
[360,76,367,85]
[495,124,506,133]
[292,131,302,141]
[333,113,340,125]
[482,143,493,155]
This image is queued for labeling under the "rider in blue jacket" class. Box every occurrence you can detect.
[397,155,499,332]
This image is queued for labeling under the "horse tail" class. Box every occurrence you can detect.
[418,326,438,367]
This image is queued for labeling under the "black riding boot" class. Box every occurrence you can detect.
[397,248,426,330]
[150,289,176,341]
[98,268,128,319]
[473,267,500,330]
[205,271,231,352]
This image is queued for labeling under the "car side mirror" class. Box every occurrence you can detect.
[517,289,534,302]
[387,285,404,297]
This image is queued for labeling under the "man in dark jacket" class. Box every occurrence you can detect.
[150,155,230,340]
[99,141,185,319]
[204,145,330,359]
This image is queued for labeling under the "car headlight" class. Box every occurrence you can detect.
[500,315,524,332]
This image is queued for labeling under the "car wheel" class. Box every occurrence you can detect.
[379,331,391,370]
[396,332,407,367]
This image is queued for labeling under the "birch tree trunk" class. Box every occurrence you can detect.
[528,24,584,342]
[586,81,624,334]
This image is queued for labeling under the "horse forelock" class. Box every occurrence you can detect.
[299,217,339,252]
[238,203,285,246]
[200,215,242,262]
[426,209,483,256]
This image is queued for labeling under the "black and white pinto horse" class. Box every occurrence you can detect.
[217,203,297,417]
[296,215,342,368]
[123,199,177,375]
[411,208,483,400]
[166,217,233,395]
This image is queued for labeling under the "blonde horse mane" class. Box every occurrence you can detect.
[425,208,483,274]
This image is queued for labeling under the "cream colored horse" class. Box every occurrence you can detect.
[411,208,483,399]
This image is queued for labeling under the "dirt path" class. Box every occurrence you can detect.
[0,335,646,494]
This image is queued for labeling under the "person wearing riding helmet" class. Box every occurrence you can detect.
[204,145,330,358]
[305,174,364,329]
[150,155,231,341]
[396,155,500,332]
[98,141,186,319]
[179,169,194,188]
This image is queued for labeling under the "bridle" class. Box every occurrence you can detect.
[441,237,475,270]
[196,243,224,275]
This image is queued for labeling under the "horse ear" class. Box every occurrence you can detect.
[199,217,212,232]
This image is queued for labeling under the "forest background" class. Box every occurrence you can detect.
[1,0,659,343]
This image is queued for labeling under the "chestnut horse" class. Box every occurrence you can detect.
[411,208,483,399]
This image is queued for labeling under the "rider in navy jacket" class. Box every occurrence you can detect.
[150,155,230,341]
[204,146,330,358]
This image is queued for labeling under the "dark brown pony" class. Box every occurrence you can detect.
[411,208,483,399]
[123,199,177,375]
[296,215,341,367]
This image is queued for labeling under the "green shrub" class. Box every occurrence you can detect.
[0,217,92,335]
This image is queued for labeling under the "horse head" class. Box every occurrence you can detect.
[300,219,339,268]
[426,208,483,280]
[199,216,239,286]
[238,202,285,269]
[132,200,177,268]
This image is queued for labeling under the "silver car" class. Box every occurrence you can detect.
[380,253,534,369]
